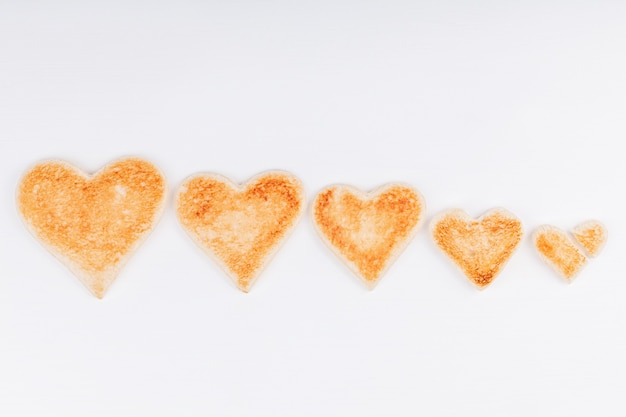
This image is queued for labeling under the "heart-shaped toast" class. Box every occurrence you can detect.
[571,220,607,258]
[17,158,167,298]
[430,208,523,289]
[175,171,305,292]
[312,184,425,289]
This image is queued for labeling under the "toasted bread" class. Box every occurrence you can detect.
[430,208,523,289]
[571,220,607,258]
[312,183,425,289]
[533,225,587,281]
[17,158,167,298]
[175,171,305,292]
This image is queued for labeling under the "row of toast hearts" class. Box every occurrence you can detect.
[17,158,607,298]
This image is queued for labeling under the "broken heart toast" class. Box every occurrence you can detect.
[175,171,305,292]
[430,208,523,289]
[312,183,425,289]
[533,220,606,281]
[17,158,167,298]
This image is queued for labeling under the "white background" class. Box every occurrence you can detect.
[1,1,625,416]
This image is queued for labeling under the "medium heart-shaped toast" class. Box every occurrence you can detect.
[17,158,167,298]
[533,225,587,281]
[430,208,523,289]
[312,184,425,289]
[175,171,305,292]
[571,220,607,258]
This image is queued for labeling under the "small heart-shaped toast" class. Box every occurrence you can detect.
[571,220,607,258]
[312,184,425,289]
[533,225,587,281]
[17,158,167,298]
[175,171,305,292]
[430,208,523,289]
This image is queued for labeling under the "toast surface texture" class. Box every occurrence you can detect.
[17,158,166,298]
[430,208,523,289]
[176,171,305,292]
[312,184,425,289]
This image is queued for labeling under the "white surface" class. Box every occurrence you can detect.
[1,2,625,416]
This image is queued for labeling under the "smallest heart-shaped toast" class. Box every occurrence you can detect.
[17,158,167,298]
[176,171,305,292]
[312,183,425,289]
[430,208,523,289]
[533,220,607,281]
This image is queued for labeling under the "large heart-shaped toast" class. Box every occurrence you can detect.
[17,158,167,298]
[430,208,523,289]
[175,171,305,292]
[312,184,425,289]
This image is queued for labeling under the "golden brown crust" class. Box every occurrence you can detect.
[17,158,166,298]
[571,220,607,258]
[175,171,305,292]
[312,184,424,288]
[430,208,523,289]
[533,225,587,280]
